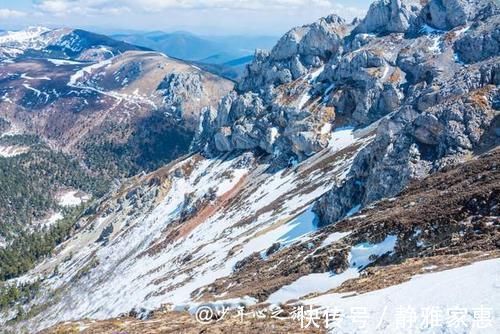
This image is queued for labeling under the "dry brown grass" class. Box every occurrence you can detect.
[41,308,326,334]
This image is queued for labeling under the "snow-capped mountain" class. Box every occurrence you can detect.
[0,26,147,62]
[0,0,499,333]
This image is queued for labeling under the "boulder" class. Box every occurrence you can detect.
[454,15,500,64]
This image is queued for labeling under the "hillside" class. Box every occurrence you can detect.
[42,148,500,333]
[0,27,233,279]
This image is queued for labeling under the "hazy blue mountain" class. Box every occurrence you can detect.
[223,55,254,67]
[112,31,277,64]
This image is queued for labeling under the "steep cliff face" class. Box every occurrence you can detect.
[315,0,499,224]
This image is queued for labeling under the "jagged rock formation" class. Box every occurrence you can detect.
[238,14,348,94]
[197,0,499,223]
[194,15,351,158]
[354,0,422,34]
[315,0,500,224]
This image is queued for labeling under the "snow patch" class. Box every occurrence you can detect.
[0,145,29,157]
[57,190,90,207]
[46,58,84,66]
[345,204,361,218]
[266,235,397,304]
[328,127,355,153]
[305,259,500,333]
[298,91,312,110]
[40,212,64,228]
[68,59,112,86]
[267,269,359,304]
[320,232,351,247]
[349,235,397,269]
[309,65,324,83]
[21,73,51,81]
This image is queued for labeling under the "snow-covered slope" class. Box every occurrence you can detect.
[305,258,500,333]
[3,124,374,330]
[40,258,500,334]
[16,143,499,334]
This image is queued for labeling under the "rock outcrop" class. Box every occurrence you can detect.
[454,15,500,64]
[354,0,422,34]
[237,14,348,95]
[157,72,204,119]
[198,91,332,158]
[418,0,499,31]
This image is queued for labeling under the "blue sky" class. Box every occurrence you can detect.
[0,0,372,35]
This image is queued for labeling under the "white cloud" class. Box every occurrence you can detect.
[34,0,129,16]
[27,0,370,35]
[131,0,333,11]
[0,9,27,19]
[34,0,361,14]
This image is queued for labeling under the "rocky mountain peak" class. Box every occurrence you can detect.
[237,14,349,94]
[197,0,499,217]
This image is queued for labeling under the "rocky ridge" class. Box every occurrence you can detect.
[198,0,499,224]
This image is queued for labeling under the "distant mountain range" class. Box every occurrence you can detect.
[112,31,278,79]
[112,31,277,63]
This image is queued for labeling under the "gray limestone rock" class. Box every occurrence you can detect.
[238,15,348,94]
[419,0,499,31]
[354,0,422,34]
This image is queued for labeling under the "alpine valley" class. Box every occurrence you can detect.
[0,0,498,333]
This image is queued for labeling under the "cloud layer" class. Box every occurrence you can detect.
[33,0,364,15]
[0,9,27,19]
[1,0,370,35]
